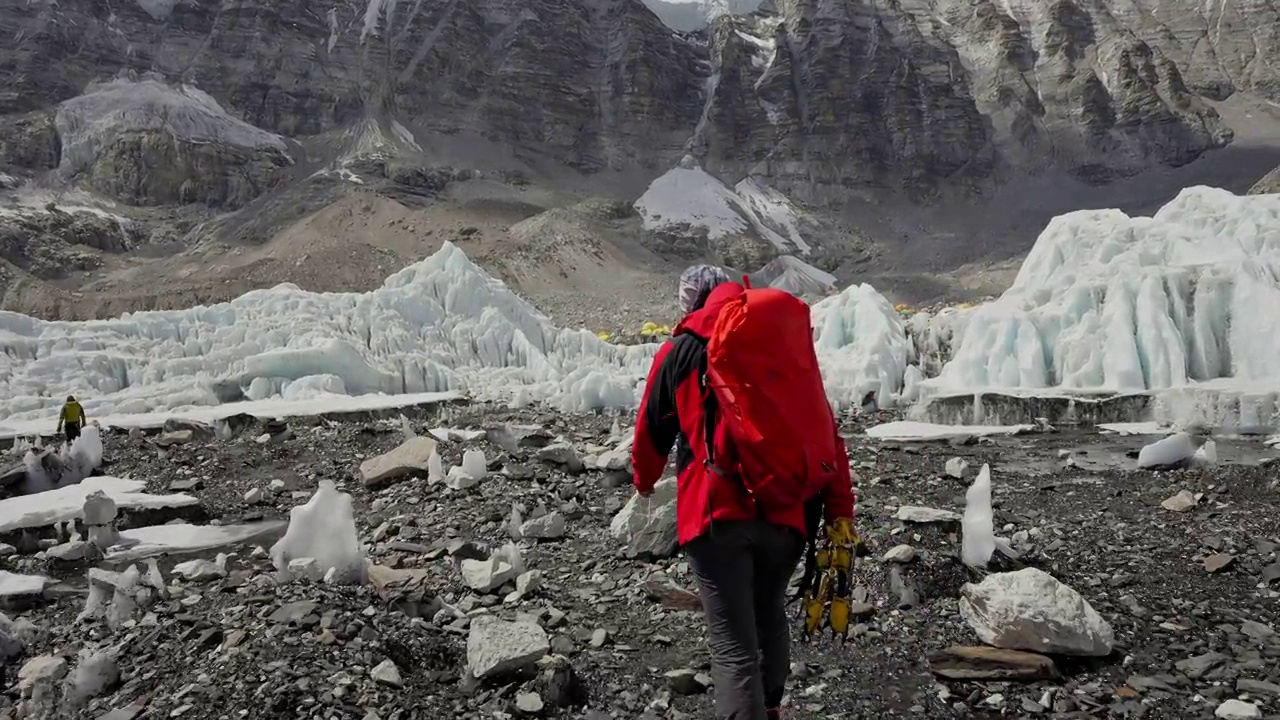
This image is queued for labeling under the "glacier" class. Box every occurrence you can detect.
[4,185,1280,433]
[0,242,655,432]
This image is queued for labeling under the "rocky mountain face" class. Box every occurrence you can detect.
[639,0,764,32]
[1253,166,1280,195]
[0,0,1278,317]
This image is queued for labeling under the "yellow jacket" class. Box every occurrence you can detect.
[60,401,84,424]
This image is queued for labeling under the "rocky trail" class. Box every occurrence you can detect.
[0,405,1277,720]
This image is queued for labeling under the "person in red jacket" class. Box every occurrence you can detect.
[632,265,857,720]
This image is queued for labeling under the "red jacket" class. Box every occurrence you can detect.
[631,282,856,546]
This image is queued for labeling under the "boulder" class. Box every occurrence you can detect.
[461,557,519,594]
[360,437,439,487]
[536,444,585,474]
[927,646,1059,681]
[15,654,69,695]
[1161,490,1197,512]
[520,512,567,540]
[467,616,549,680]
[960,568,1114,657]
[945,457,970,479]
[895,506,960,524]
[610,478,678,560]
[1215,700,1261,720]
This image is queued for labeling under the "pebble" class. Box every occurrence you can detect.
[1215,699,1261,719]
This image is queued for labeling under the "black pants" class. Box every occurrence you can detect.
[686,520,804,719]
[64,422,81,443]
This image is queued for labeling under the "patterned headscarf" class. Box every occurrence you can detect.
[678,264,731,313]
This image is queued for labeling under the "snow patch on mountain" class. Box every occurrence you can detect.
[635,163,811,253]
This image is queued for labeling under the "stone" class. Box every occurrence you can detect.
[155,429,194,448]
[371,659,403,688]
[15,654,69,694]
[0,543,15,557]
[895,506,960,524]
[665,668,705,695]
[360,437,439,487]
[446,465,481,490]
[883,545,916,563]
[46,540,94,562]
[82,490,118,526]
[461,557,519,594]
[1236,679,1280,697]
[521,512,567,540]
[515,691,544,714]
[515,570,543,596]
[589,628,609,648]
[268,601,318,625]
[1176,652,1229,679]
[927,646,1060,681]
[945,458,970,479]
[168,478,203,492]
[1161,490,1197,512]
[287,557,324,582]
[467,616,550,680]
[1262,563,1280,583]
[1240,620,1274,641]
[611,479,678,560]
[537,444,585,473]
[244,487,264,504]
[959,568,1114,657]
[1204,553,1235,573]
[1215,700,1261,719]
[173,558,226,581]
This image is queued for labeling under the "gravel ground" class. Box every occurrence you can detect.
[1,405,1278,720]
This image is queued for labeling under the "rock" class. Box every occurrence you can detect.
[0,612,36,661]
[589,628,609,648]
[1138,432,1196,468]
[371,659,403,688]
[0,543,15,557]
[466,616,550,680]
[1176,652,1229,679]
[446,465,481,491]
[286,557,323,582]
[154,430,194,448]
[1161,490,1198,512]
[945,458,970,479]
[243,487,264,504]
[360,437,439,487]
[895,506,960,524]
[1240,620,1274,641]
[959,568,1114,657]
[642,580,702,612]
[46,540,94,562]
[63,649,119,707]
[268,601,318,625]
[15,654,69,694]
[536,444,585,473]
[173,557,226,581]
[515,691,544,714]
[1262,562,1280,583]
[883,545,916,563]
[610,479,678,560]
[1204,553,1235,573]
[1237,679,1280,697]
[82,490,117,525]
[535,655,582,708]
[665,668,706,695]
[521,512,567,540]
[515,570,543,596]
[461,556,519,594]
[927,646,1060,681]
[889,567,920,609]
[1215,700,1261,719]
[168,478,203,492]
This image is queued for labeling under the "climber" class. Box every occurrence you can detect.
[57,395,86,444]
[631,264,857,720]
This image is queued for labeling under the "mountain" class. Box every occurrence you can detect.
[1,0,1278,322]
[640,0,764,31]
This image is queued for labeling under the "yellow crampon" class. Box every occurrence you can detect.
[801,518,857,639]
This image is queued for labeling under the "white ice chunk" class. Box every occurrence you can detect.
[270,480,366,585]
[961,465,995,568]
[865,421,1033,442]
[106,521,286,562]
[0,476,198,534]
[812,283,912,410]
[1137,432,1197,469]
[1192,439,1218,467]
[461,450,487,479]
[0,571,51,599]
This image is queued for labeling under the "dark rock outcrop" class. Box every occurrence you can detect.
[1252,166,1280,195]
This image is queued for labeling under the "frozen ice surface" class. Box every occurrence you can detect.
[865,421,1033,442]
[270,480,366,584]
[0,571,50,599]
[1192,439,1218,467]
[0,241,652,430]
[812,283,912,410]
[0,476,198,533]
[635,160,810,253]
[931,188,1280,399]
[56,78,289,179]
[962,465,995,568]
[1137,432,1196,469]
[1098,422,1168,436]
[461,450,488,480]
[106,521,287,562]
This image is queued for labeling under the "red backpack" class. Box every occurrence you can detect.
[702,282,841,512]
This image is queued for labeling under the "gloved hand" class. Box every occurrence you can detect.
[802,517,858,639]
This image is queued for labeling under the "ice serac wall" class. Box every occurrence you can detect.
[933,187,1280,395]
[0,243,657,423]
